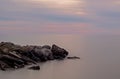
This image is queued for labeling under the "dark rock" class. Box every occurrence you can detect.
[0,60,10,71]
[0,55,25,69]
[17,53,37,65]
[8,51,22,59]
[21,56,37,65]
[51,44,69,60]
[0,42,70,71]
[40,48,54,60]
[42,45,51,49]
[28,65,40,70]
[32,48,54,62]
[67,56,80,59]
[27,50,40,62]
[0,42,22,52]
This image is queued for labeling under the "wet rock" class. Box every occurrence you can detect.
[28,65,40,70]
[67,56,80,59]
[51,44,69,60]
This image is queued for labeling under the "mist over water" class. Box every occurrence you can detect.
[0,0,120,79]
[0,35,120,79]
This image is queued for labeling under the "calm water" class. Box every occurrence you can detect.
[0,34,120,79]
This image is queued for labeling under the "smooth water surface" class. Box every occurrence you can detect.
[0,34,120,79]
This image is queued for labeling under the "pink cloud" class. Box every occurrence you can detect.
[0,20,105,35]
[0,20,119,35]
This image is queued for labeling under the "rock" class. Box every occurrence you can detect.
[0,55,25,69]
[40,48,54,60]
[27,50,40,62]
[51,44,69,60]
[0,42,70,71]
[0,42,22,52]
[0,42,14,47]
[2,48,9,53]
[28,65,40,70]
[29,47,46,62]
[0,60,10,71]
[42,45,51,49]
[67,56,80,59]
[13,49,37,64]
[9,51,21,58]
[32,47,53,62]
[21,56,37,65]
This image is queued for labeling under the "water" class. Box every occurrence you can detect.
[0,0,120,78]
[0,34,120,79]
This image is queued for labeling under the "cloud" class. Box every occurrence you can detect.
[0,0,120,36]
[85,0,120,31]
[0,21,94,34]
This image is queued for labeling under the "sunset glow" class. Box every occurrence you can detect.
[0,0,120,36]
[30,0,83,5]
[115,1,120,5]
[0,1,120,79]
[28,0,86,15]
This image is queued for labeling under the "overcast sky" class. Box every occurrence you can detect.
[0,0,120,36]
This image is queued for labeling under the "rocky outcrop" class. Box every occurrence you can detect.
[0,42,69,71]
[67,56,80,59]
[28,65,40,70]
[51,44,69,60]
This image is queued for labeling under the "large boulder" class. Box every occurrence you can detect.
[33,47,54,62]
[40,48,54,60]
[42,45,51,49]
[51,44,69,59]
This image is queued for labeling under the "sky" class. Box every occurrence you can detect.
[0,0,120,37]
